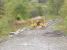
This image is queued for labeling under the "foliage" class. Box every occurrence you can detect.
[0,0,67,37]
[47,0,64,15]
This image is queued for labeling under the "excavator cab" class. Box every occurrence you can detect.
[30,16,47,28]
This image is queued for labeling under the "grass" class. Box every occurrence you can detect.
[0,15,30,38]
[0,0,67,40]
[0,14,67,38]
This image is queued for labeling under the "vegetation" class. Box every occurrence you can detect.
[0,0,67,37]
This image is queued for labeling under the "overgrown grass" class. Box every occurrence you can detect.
[0,17,10,38]
[0,0,67,38]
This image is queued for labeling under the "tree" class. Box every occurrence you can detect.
[59,0,67,17]
[0,0,4,15]
[47,0,64,15]
[38,0,48,3]
[15,4,28,19]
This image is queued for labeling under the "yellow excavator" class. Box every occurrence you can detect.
[26,16,47,28]
[14,16,47,29]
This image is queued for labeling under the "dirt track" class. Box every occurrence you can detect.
[0,28,67,50]
[0,19,67,50]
